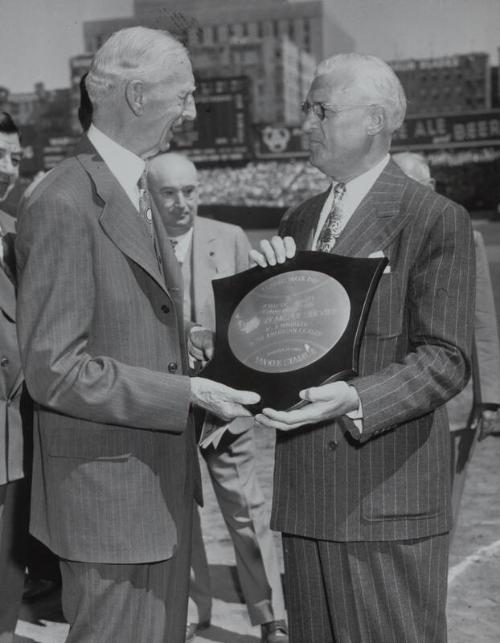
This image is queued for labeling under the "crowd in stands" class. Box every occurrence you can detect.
[198,160,330,208]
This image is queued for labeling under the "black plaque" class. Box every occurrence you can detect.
[202,251,388,410]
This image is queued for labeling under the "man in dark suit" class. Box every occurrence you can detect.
[252,53,476,642]
[148,152,288,643]
[15,27,258,643]
[0,111,27,643]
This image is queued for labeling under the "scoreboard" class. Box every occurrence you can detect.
[171,76,251,162]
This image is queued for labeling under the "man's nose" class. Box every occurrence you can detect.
[302,111,316,134]
[183,95,196,122]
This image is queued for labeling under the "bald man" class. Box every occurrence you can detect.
[148,153,288,643]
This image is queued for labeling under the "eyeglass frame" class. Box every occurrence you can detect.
[301,101,380,121]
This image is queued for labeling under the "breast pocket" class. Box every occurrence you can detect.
[363,273,403,338]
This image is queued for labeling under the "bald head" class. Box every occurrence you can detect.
[393,152,435,189]
[148,153,199,236]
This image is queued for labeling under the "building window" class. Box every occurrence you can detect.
[273,20,279,37]
[257,21,264,38]
[288,20,295,39]
[228,24,234,38]
[212,25,218,43]
[242,22,249,37]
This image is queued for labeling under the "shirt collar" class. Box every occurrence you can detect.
[335,154,390,210]
[87,124,145,209]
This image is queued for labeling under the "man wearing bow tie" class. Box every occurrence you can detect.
[252,53,475,642]
[15,27,259,643]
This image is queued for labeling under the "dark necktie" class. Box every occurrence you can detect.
[316,182,346,252]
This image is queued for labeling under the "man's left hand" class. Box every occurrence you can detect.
[188,327,214,364]
[256,381,360,431]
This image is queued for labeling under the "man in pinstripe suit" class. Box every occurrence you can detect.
[15,28,258,643]
[252,54,475,642]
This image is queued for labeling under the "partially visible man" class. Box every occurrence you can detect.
[393,151,500,539]
[148,152,288,643]
[0,111,27,643]
[15,28,258,643]
[252,54,476,642]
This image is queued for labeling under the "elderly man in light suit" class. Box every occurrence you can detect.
[252,54,475,642]
[15,28,258,643]
[148,153,288,643]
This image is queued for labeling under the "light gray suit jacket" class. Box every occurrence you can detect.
[0,210,24,485]
[271,159,476,542]
[15,138,200,564]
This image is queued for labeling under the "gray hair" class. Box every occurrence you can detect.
[86,26,189,110]
[316,53,407,133]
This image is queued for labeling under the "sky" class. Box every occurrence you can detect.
[1,0,499,93]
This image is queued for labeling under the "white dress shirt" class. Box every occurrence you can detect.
[87,124,145,211]
[312,154,390,249]
[169,228,193,264]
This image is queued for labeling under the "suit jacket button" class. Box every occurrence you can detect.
[0,356,9,367]
[328,440,337,451]
[168,362,178,373]
[161,304,170,313]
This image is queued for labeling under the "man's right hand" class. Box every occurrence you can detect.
[190,377,260,423]
[249,235,296,268]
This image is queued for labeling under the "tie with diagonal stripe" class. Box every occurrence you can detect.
[316,182,346,252]
[138,171,154,237]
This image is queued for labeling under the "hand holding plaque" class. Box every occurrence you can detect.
[201,240,387,411]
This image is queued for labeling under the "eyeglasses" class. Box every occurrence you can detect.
[301,101,376,121]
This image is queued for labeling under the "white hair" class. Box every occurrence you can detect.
[316,53,407,133]
[86,27,189,110]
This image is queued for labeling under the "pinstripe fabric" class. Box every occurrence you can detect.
[15,137,200,567]
[283,532,448,643]
[271,160,476,542]
[59,499,192,643]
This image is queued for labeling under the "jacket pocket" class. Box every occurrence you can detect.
[46,425,132,461]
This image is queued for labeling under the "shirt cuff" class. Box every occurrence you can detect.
[345,387,363,433]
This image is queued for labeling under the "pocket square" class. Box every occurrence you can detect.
[368,250,391,273]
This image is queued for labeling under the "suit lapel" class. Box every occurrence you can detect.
[75,141,168,294]
[295,189,331,250]
[333,160,411,257]
[0,266,16,321]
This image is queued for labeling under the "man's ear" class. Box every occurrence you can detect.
[366,105,386,136]
[125,80,145,116]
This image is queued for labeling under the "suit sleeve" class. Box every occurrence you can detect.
[233,226,252,273]
[15,188,191,434]
[472,231,500,406]
[347,203,476,441]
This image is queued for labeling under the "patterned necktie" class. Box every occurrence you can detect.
[170,238,181,263]
[137,171,154,237]
[316,182,346,252]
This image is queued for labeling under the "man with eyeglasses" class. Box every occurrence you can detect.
[148,152,289,643]
[251,53,475,642]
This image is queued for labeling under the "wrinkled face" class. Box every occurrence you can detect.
[140,54,196,159]
[0,131,22,202]
[302,71,375,181]
[149,156,198,236]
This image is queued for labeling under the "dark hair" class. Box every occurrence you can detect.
[0,111,19,135]
[78,73,93,132]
